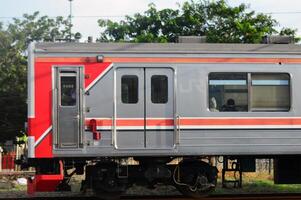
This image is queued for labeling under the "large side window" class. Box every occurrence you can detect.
[121,75,138,104]
[209,73,248,112]
[251,73,290,111]
[151,75,168,104]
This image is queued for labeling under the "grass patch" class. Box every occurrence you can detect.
[212,172,301,194]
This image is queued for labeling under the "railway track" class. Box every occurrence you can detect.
[122,193,301,200]
[2,193,301,200]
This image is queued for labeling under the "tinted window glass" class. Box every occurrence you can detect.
[151,75,168,104]
[251,73,290,111]
[122,75,138,104]
[209,73,248,112]
[61,76,76,106]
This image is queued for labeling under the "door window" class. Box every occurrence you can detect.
[61,76,77,106]
[151,75,168,104]
[121,75,138,104]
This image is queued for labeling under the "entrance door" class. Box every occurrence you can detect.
[115,68,145,149]
[54,67,83,148]
[145,68,174,148]
[115,67,174,149]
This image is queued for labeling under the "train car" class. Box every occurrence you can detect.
[26,42,301,197]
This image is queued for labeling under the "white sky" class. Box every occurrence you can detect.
[0,0,300,41]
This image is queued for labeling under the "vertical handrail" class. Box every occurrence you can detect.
[176,115,180,145]
[79,88,83,146]
[111,116,115,146]
[53,88,58,147]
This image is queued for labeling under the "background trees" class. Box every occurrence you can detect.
[98,0,299,43]
[0,12,71,141]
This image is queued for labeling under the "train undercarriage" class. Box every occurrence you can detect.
[25,155,301,198]
[28,157,218,198]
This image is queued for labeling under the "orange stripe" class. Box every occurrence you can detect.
[85,119,174,126]
[146,119,174,126]
[85,118,301,127]
[36,57,301,64]
[180,118,301,126]
[116,119,144,126]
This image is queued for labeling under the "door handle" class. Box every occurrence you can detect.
[73,115,80,120]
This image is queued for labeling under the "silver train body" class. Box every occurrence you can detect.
[26,42,301,195]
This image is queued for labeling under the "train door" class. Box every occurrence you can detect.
[145,68,174,148]
[115,68,145,149]
[53,67,84,148]
[115,67,174,149]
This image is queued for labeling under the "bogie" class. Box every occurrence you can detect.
[78,157,217,198]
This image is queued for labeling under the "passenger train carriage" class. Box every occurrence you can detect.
[26,42,301,197]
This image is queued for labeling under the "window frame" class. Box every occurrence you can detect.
[249,73,291,112]
[121,75,139,104]
[151,75,169,104]
[59,73,77,107]
[208,72,292,113]
[208,72,249,112]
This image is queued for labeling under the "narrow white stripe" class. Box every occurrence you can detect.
[180,116,301,119]
[116,126,144,130]
[96,126,111,130]
[145,126,174,129]
[85,126,174,130]
[85,63,113,91]
[34,126,52,147]
[85,117,174,120]
[180,125,301,129]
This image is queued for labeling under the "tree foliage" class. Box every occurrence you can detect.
[98,0,298,43]
[0,12,72,142]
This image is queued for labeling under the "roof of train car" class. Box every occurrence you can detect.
[34,42,301,54]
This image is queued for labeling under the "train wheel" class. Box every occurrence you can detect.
[173,159,217,198]
[83,161,127,199]
[175,174,215,198]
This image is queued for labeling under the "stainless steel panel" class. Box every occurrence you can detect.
[85,70,114,118]
[145,68,174,149]
[27,42,35,118]
[27,136,35,158]
[51,62,301,157]
[115,68,145,149]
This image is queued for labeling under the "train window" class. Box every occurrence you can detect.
[121,75,138,104]
[209,73,248,112]
[60,76,76,106]
[151,75,168,104]
[251,73,290,111]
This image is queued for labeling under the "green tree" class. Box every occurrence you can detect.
[279,28,301,43]
[0,12,72,142]
[98,0,298,43]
